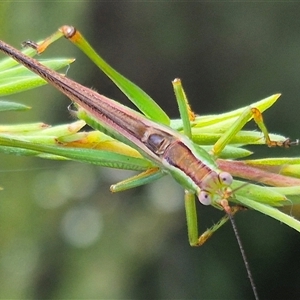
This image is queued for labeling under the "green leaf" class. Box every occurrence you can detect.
[0,134,153,171]
[73,35,170,125]
[0,100,30,111]
[0,58,74,96]
[236,195,300,233]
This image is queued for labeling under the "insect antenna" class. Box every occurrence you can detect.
[221,183,259,299]
[228,209,259,300]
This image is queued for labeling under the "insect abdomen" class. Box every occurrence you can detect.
[163,140,215,188]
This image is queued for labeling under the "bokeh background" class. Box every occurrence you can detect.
[1,2,300,299]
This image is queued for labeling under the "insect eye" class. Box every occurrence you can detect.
[218,172,233,186]
[198,191,212,205]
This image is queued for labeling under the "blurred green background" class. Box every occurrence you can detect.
[1,2,300,299]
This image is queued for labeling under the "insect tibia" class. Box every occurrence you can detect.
[196,213,231,246]
[197,230,214,246]
[196,204,244,245]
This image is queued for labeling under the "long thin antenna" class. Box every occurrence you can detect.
[229,213,259,300]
